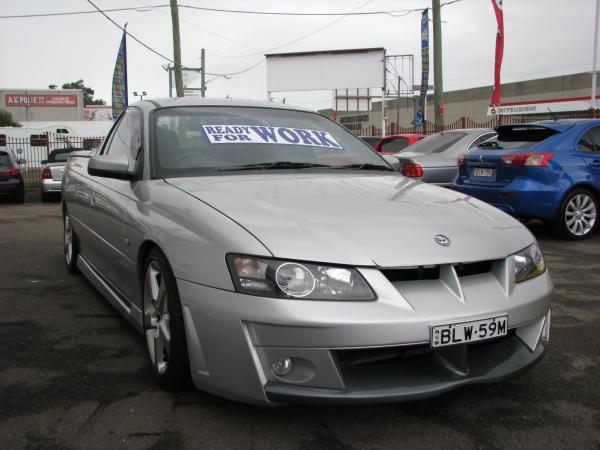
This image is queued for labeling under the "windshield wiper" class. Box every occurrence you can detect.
[335,163,395,172]
[217,162,333,171]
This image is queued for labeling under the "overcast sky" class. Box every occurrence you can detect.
[0,0,596,111]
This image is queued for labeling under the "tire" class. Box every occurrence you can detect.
[63,210,80,273]
[554,188,598,240]
[15,187,25,204]
[143,248,192,390]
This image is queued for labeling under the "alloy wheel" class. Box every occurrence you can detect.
[565,193,597,237]
[144,261,171,375]
[64,215,73,265]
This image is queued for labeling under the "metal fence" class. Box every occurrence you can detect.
[355,110,599,137]
[2,133,105,187]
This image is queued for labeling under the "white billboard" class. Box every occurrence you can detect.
[266,48,385,93]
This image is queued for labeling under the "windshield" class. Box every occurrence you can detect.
[398,131,466,155]
[48,151,70,163]
[151,107,389,178]
[484,125,559,149]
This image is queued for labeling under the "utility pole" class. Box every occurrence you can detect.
[170,0,184,97]
[201,48,206,97]
[592,0,600,111]
[432,0,444,127]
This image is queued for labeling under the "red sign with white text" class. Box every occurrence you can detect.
[4,94,78,108]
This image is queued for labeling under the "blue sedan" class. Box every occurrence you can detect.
[453,119,600,240]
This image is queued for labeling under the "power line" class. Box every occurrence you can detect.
[208,0,376,58]
[0,5,169,19]
[0,1,462,20]
[85,0,263,77]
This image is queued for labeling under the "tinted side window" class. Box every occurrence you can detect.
[468,132,497,149]
[579,127,600,153]
[105,108,142,160]
[381,137,409,153]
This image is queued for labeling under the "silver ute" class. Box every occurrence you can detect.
[61,98,551,405]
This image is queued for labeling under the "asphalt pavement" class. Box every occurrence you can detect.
[0,191,599,449]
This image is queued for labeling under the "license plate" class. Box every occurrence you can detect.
[431,315,508,348]
[472,167,494,177]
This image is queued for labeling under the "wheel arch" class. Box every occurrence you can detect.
[559,182,600,207]
[137,240,166,288]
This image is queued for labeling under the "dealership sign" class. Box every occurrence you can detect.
[487,96,599,116]
[5,94,78,107]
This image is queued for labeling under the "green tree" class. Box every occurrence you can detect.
[0,109,21,127]
[61,79,106,106]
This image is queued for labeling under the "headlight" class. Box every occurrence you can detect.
[513,242,546,283]
[226,255,375,300]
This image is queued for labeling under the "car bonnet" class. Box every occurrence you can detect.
[166,173,533,267]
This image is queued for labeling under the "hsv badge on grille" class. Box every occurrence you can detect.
[435,235,451,246]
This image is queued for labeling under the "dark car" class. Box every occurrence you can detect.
[453,120,600,240]
[0,149,25,203]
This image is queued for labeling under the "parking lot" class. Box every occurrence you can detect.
[0,192,599,449]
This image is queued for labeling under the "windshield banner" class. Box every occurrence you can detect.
[202,125,343,149]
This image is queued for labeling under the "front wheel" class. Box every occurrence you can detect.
[64,211,79,273]
[143,248,192,390]
[555,188,598,240]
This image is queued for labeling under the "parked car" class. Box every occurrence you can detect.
[385,129,497,186]
[374,133,425,155]
[453,120,600,240]
[41,148,81,201]
[359,136,381,148]
[0,149,25,203]
[62,98,551,405]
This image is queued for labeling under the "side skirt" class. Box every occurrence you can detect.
[78,255,144,335]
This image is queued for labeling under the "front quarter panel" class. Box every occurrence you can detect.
[125,179,273,293]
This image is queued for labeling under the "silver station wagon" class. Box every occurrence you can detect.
[62,98,552,405]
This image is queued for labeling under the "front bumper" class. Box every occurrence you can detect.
[177,262,552,405]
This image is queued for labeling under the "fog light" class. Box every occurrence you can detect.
[271,357,293,376]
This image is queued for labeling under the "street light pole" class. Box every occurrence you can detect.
[432,0,444,127]
[592,0,600,111]
[201,48,206,98]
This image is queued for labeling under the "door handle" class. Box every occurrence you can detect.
[591,159,600,167]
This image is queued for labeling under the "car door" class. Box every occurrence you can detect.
[86,108,143,299]
[578,126,600,185]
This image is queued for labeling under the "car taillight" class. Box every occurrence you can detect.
[501,153,554,167]
[42,166,52,179]
[457,152,466,167]
[4,168,20,177]
[402,163,423,177]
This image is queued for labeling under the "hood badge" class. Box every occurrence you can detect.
[435,235,451,247]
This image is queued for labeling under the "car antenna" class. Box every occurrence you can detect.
[547,107,557,121]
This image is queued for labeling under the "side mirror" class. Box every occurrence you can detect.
[40,159,47,165]
[383,155,401,171]
[18,159,27,165]
[88,155,135,180]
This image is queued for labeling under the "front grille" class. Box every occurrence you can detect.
[380,266,440,282]
[380,260,494,282]
[453,260,493,277]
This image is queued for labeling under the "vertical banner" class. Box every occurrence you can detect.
[412,9,429,127]
[112,29,128,120]
[490,0,504,109]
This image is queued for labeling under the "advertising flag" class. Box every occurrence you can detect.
[412,9,429,127]
[490,0,504,109]
[112,30,128,120]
